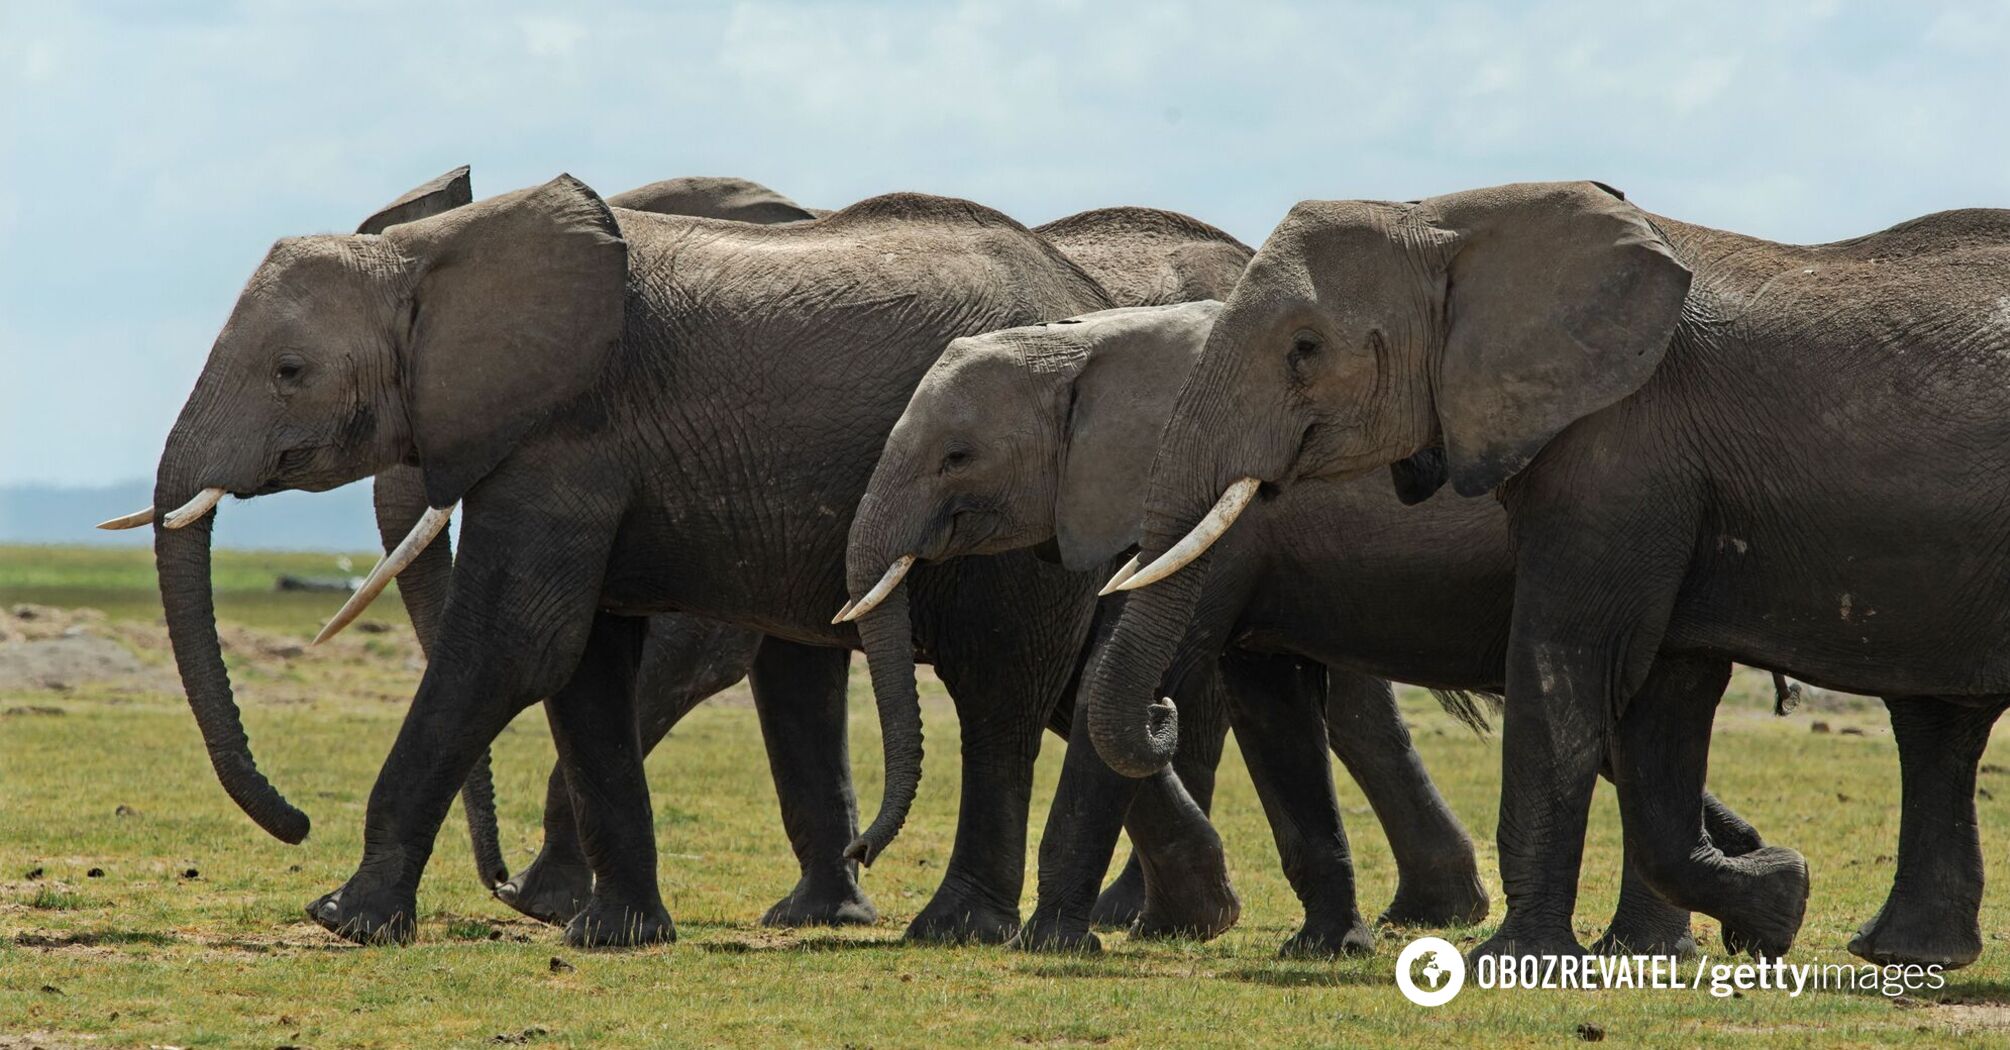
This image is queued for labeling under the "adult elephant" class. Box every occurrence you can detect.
[104,170,874,930]
[368,180,1255,935]
[846,300,1763,956]
[141,174,1261,948]
[1096,180,2010,967]
[367,169,870,929]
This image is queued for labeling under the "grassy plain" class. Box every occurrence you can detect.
[4,543,2010,1047]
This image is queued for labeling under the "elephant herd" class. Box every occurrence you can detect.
[100,166,2010,971]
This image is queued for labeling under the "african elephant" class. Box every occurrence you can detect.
[850,300,1763,957]
[360,170,875,929]
[359,179,1282,934]
[145,174,1250,948]
[1097,180,2010,967]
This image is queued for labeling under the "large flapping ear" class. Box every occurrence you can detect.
[1053,301,1223,570]
[1425,182,1691,497]
[383,175,628,507]
[356,166,472,234]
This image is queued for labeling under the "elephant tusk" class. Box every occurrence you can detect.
[312,504,455,646]
[1096,554,1142,597]
[837,555,915,623]
[162,487,227,530]
[831,598,858,625]
[96,505,157,531]
[1114,477,1260,593]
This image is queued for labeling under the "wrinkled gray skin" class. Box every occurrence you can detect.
[1103,180,2010,966]
[859,301,1766,957]
[152,174,1248,948]
[364,171,875,929]
[855,301,1482,956]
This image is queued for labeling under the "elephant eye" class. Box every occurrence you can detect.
[940,448,974,473]
[1288,331,1323,364]
[272,352,307,387]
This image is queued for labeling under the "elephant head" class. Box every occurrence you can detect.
[145,174,629,842]
[1089,181,1691,775]
[836,302,1219,825]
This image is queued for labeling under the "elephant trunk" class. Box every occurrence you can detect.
[847,585,922,865]
[155,468,310,844]
[372,466,507,889]
[1086,370,1251,777]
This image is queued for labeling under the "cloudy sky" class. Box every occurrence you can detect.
[5,1,2009,488]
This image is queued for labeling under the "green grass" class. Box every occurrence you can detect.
[4,544,2010,1046]
[0,542,408,631]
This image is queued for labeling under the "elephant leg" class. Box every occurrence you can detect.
[752,639,878,927]
[1850,695,2007,969]
[542,612,673,948]
[1611,654,1808,959]
[1223,652,1372,958]
[1092,684,1226,929]
[1018,669,1232,951]
[309,534,609,944]
[496,615,759,925]
[1323,671,1488,928]
[1125,678,1238,940]
[903,561,1097,945]
[1595,790,1756,957]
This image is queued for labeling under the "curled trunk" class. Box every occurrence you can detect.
[155,486,310,843]
[845,585,923,865]
[1085,547,1212,777]
[373,466,508,889]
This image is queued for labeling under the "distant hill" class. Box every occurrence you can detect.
[0,481,383,552]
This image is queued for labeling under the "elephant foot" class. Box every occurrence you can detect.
[1008,905,1102,954]
[1716,846,1809,959]
[1088,855,1147,930]
[1849,893,1982,969]
[760,871,878,928]
[904,884,1020,945]
[1468,918,1587,964]
[563,895,675,949]
[1381,866,1489,928]
[1129,828,1240,941]
[1279,913,1374,959]
[493,854,593,926]
[1594,886,1697,958]
[307,883,417,946]
[1592,917,1697,959]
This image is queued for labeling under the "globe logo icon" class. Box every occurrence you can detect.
[1396,936,1466,1006]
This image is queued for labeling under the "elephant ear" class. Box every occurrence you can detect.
[356,165,472,235]
[1388,445,1448,505]
[384,175,628,507]
[1053,302,1221,570]
[1428,181,1691,497]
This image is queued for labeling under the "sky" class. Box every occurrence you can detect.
[5,0,2010,489]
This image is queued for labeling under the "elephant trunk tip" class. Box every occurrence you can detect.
[1089,695,1180,779]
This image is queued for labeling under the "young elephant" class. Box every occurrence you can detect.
[1102,181,2010,967]
[847,301,1763,956]
[144,175,1263,949]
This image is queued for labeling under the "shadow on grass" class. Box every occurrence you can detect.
[14,929,358,954]
[1219,965,1393,989]
[697,933,908,955]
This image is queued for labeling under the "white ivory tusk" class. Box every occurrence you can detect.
[831,599,858,625]
[312,504,455,646]
[1096,555,1142,597]
[836,555,916,623]
[96,506,156,531]
[162,487,227,529]
[1115,477,1261,593]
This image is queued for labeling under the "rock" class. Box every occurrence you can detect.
[1811,721,1831,734]
[1576,1023,1605,1042]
